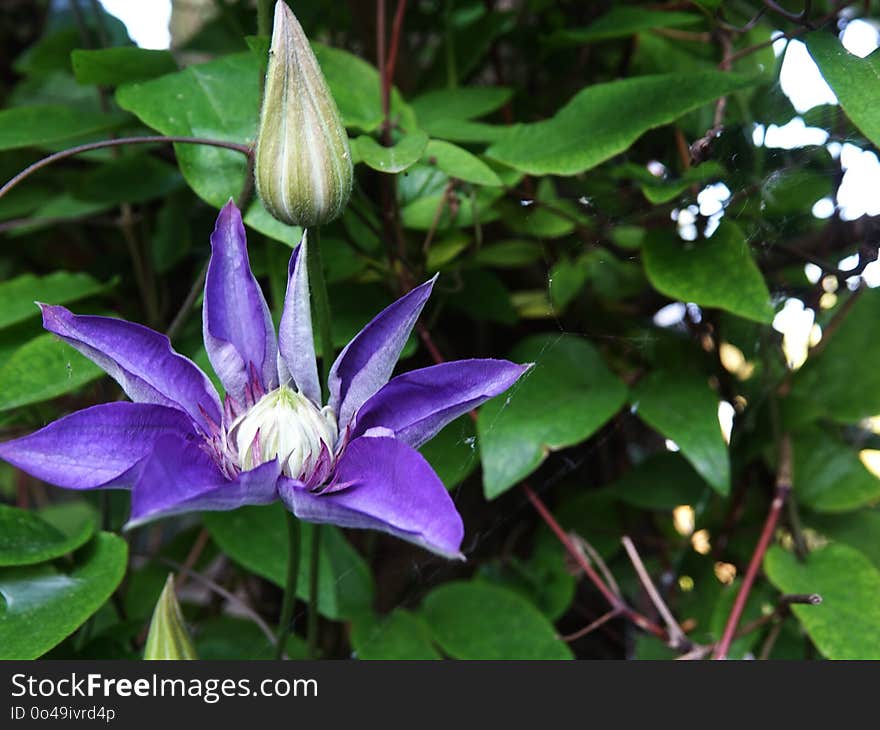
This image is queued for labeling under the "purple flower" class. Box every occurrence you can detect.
[0,202,527,559]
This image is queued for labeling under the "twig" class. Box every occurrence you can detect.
[570,532,621,598]
[621,535,689,649]
[523,483,667,640]
[0,136,253,202]
[712,435,793,659]
[149,555,281,655]
[560,608,621,643]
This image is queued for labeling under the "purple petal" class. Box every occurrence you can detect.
[328,276,436,428]
[203,201,278,405]
[353,359,529,448]
[127,436,281,528]
[277,233,320,404]
[0,403,194,490]
[278,435,464,559]
[40,304,221,433]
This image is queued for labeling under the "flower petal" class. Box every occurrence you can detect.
[127,436,281,528]
[203,201,278,405]
[328,276,436,428]
[352,359,529,448]
[40,304,221,433]
[0,403,195,490]
[277,233,320,404]
[278,435,464,559]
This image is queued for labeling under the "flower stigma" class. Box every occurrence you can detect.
[229,385,337,480]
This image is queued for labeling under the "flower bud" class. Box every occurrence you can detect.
[255,1,353,227]
[143,574,197,660]
[229,385,338,481]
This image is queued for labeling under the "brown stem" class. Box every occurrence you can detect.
[523,483,667,640]
[0,136,253,202]
[712,435,793,659]
[622,535,688,649]
[560,608,621,643]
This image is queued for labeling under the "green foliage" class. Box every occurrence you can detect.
[478,334,627,499]
[486,72,757,175]
[0,533,127,659]
[421,582,573,659]
[0,334,103,411]
[203,504,373,621]
[1,0,879,661]
[642,222,774,324]
[71,48,178,86]
[765,544,880,660]
[806,34,880,148]
[632,371,730,495]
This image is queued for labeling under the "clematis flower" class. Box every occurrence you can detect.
[0,202,527,558]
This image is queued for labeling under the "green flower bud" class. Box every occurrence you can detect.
[143,574,197,660]
[255,1,353,227]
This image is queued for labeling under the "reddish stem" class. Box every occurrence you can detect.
[523,483,667,640]
[0,135,253,202]
[712,435,792,659]
[386,0,408,100]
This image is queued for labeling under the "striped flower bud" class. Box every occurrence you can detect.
[255,1,353,227]
[143,575,197,660]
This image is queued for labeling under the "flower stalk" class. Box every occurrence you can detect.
[274,510,301,659]
[305,227,333,659]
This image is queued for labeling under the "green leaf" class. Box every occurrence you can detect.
[203,503,373,621]
[0,334,104,412]
[478,334,627,499]
[764,543,880,660]
[411,87,512,129]
[115,53,297,243]
[0,532,128,659]
[643,222,774,324]
[351,610,441,660]
[0,503,96,567]
[472,239,543,268]
[71,48,178,86]
[486,72,756,175]
[79,152,183,205]
[790,289,880,422]
[0,272,107,330]
[478,534,576,620]
[790,428,880,512]
[421,581,572,659]
[548,256,589,311]
[143,574,197,660]
[612,160,725,204]
[351,130,428,173]
[423,140,502,186]
[631,371,729,495]
[806,34,880,148]
[447,270,517,326]
[195,616,306,660]
[419,415,478,490]
[808,509,880,571]
[545,7,702,46]
[0,105,128,151]
[610,452,710,510]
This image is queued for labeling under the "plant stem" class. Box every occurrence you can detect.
[712,434,793,659]
[305,227,334,659]
[274,510,301,659]
[0,136,253,202]
[257,0,273,36]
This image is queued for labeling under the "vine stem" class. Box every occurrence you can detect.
[712,435,793,660]
[306,226,334,659]
[0,135,253,202]
[522,483,667,641]
[274,509,301,659]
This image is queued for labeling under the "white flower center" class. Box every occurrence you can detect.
[229,385,337,480]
